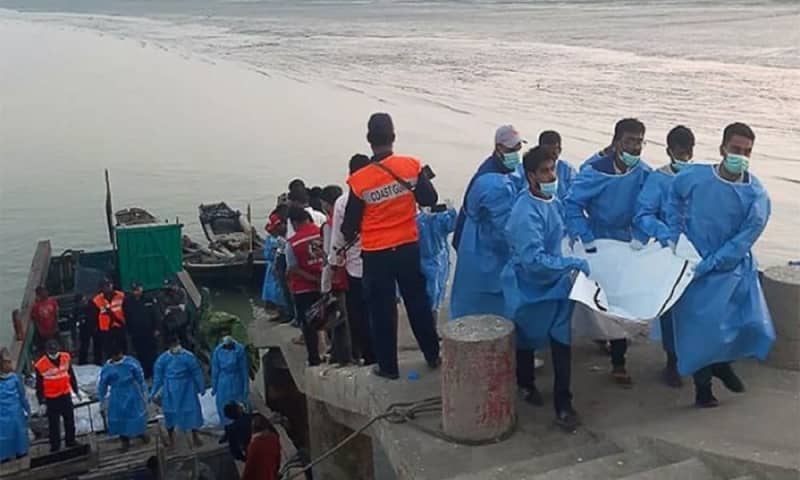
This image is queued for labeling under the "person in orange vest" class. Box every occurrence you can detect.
[90,280,126,364]
[35,339,82,453]
[341,112,441,380]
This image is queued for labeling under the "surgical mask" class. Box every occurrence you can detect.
[47,353,59,361]
[501,151,521,170]
[620,151,641,167]
[222,336,234,346]
[169,346,182,354]
[540,179,558,197]
[723,153,749,174]
[671,158,690,171]
[110,356,124,365]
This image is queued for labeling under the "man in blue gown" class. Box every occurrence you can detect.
[564,118,652,386]
[211,334,249,427]
[417,204,457,322]
[633,125,696,388]
[452,125,526,251]
[0,348,30,463]
[667,122,775,408]
[151,335,206,446]
[502,146,589,428]
[98,342,149,450]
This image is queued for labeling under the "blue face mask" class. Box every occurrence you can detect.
[540,179,558,197]
[723,153,749,175]
[502,151,521,170]
[620,151,641,167]
[672,158,690,171]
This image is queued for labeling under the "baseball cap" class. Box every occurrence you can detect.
[266,213,284,234]
[495,125,526,149]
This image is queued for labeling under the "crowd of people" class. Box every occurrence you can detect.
[0,111,774,475]
[260,113,774,432]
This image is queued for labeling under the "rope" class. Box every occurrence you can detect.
[279,396,516,479]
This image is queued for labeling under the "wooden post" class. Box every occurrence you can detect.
[9,240,51,374]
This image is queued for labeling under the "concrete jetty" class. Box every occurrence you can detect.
[249,307,800,480]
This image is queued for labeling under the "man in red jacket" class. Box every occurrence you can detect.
[31,286,59,353]
[286,206,325,366]
[240,414,281,480]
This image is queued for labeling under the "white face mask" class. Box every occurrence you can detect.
[47,353,60,361]
[169,346,182,354]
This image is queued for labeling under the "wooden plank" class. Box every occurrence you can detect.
[9,240,51,373]
[176,269,202,308]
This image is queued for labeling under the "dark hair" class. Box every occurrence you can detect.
[287,187,310,206]
[538,130,562,146]
[667,125,695,150]
[223,402,242,420]
[110,340,126,356]
[522,146,554,173]
[722,122,755,145]
[612,118,646,142]
[251,413,277,434]
[288,179,306,191]
[308,186,322,199]
[288,205,312,224]
[272,204,289,220]
[367,113,396,147]
[165,334,180,346]
[320,185,343,206]
[349,154,371,174]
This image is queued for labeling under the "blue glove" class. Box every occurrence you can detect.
[571,259,591,276]
[694,257,715,277]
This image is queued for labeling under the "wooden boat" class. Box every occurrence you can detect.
[198,201,264,252]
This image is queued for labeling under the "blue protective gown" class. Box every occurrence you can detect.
[453,154,513,250]
[151,349,205,431]
[667,164,775,376]
[450,173,518,319]
[97,356,148,437]
[261,235,287,307]
[634,164,682,352]
[417,208,457,311]
[0,373,30,461]
[512,159,577,201]
[211,342,249,426]
[501,192,583,349]
[565,152,652,244]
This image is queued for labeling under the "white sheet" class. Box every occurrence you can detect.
[568,236,700,339]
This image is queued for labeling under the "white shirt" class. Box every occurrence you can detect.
[327,193,363,278]
[286,206,327,238]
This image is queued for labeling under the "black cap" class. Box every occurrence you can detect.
[368,113,394,137]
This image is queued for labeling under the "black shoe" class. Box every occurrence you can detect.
[555,406,582,431]
[426,357,441,370]
[695,386,720,408]
[663,364,683,389]
[65,441,81,448]
[712,364,745,393]
[519,386,544,407]
[372,366,399,380]
[120,437,131,452]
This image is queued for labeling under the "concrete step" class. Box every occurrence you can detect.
[618,458,714,480]
[526,448,667,480]
[450,440,623,480]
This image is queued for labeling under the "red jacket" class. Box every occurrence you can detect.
[241,432,281,480]
[288,222,324,294]
[32,298,59,338]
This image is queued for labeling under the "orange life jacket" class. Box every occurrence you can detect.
[347,155,421,251]
[35,352,72,399]
[92,291,126,331]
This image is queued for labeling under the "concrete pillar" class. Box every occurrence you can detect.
[307,397,375,480]
[441,315,515,443]
[762,266,800,370]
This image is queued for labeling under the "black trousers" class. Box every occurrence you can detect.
[329,292,353,364]
[46,394,76,451]
[131,335,158,379]
[79,325,100,365]
[294,292,322,366]
[362,243,439,377]
[516,339,573,413]
[345,274,375,365]
[693,362,733,387]
[610,338,627,368]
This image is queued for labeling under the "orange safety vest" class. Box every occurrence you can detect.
[92,291,126,331]
[34,352,72,399]
[347,154,421,251]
